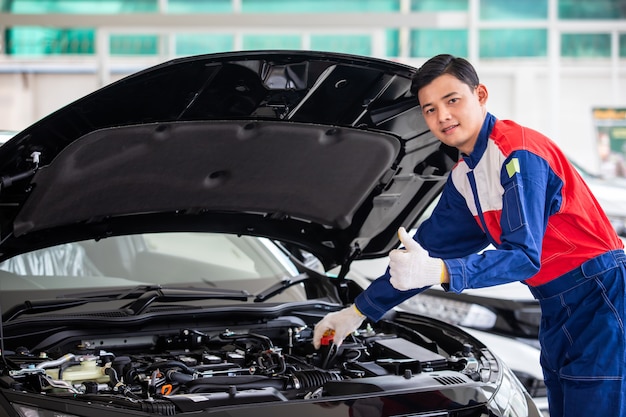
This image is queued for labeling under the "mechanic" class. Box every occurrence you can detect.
[313,54,626,417]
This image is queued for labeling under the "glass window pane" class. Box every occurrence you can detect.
[168,0,232,13]
[620,34,626,58]
[480,0,548,20]
[386,29,400,57]
[6,0,157,13]
[110,34,158,56]
[242,34,301,50]
[411,0,467,11]
[242,0,399,12]
[6,27,94,55]
[175,34,234,56]
[559,0,626,19]
[561,34,611,58]
[310,34,372,56]
[410,29,468,58]
[479,29,547,58]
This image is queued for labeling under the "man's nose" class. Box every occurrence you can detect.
[438,107,451,123]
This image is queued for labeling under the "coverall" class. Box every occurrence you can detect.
[355,112,626,417]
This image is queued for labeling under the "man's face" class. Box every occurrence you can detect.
[417,73,488,155]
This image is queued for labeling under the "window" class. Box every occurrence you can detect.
[168,0,231,13]
[480,0,548,20]
[311,35,372,56]
[242,34,301,51]
[410,29,468,58]
[6,27,94,55]
[386,29,400,57]
[241,0,400,12]
[559,0,626,19]
[411,0,467,11]
[111,34,158,56]
[621,34,626,58]
[480,29,547,58]
[561,34,611,58]
[4,0,157,13]
[175,34,234,56]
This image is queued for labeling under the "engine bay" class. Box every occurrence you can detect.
[0,313,495,414]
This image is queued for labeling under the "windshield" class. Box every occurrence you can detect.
[0,232,309,311]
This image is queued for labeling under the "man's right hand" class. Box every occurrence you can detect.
[312,305,365,349]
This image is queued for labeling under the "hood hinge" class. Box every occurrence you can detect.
[337,244,361,282]
[0,151,41,193]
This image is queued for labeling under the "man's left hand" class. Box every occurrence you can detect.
[389,227,444,290]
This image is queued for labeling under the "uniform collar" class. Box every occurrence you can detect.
[461,112,496,169]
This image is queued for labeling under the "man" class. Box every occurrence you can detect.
[313,54,626,417]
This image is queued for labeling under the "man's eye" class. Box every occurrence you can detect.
[449,98,459,104]
[424,108,434,114]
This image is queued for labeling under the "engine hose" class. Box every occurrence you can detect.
[57,360,81,379]
[289,370,343,390]
[145,360,195,375]
[167,370,194,384]
[35,353,76,370]
[75,395,176,416]
[139,399,177,415]
[187,375,285,393]
[104,366,120,386]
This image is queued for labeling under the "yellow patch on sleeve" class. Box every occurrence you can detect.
[506,158,520,178]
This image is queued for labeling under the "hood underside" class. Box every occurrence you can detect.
[0,50,457,268]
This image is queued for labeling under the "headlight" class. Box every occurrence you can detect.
[488,363,535,417]
[512,370,548,398]
[14,403,81,417]
[401,293,497,330]
[513,306,541,328]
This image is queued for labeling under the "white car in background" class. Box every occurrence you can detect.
[573,160,626,236]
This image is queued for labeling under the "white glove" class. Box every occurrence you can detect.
[389,227,444,291]
[313,305,365,349]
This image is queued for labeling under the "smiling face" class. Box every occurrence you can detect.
[417,73,488,155]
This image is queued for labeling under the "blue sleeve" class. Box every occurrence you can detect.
[417,177,490,258]
[354,178,490,322]
[445,151,560,293]
[354,267,428,322]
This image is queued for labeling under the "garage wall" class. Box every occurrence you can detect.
[0,70,99,131]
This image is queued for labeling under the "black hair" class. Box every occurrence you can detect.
[410,54,480,103]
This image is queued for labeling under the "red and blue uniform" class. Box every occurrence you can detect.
[355,112,626,417]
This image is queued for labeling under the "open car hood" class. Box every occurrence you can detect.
[0,50,456,269]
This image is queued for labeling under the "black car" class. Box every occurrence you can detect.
[0,51,540,417]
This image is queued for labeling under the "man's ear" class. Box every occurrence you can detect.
[476,83,488,104]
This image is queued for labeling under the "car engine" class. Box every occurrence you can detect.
[1,314,494,415]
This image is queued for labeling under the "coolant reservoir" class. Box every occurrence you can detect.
[46,357,110,384]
